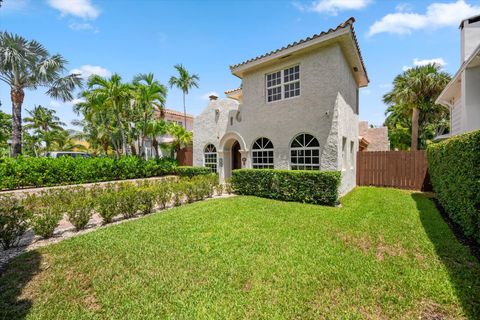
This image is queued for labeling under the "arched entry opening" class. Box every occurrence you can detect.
[219,132,247,181]
[231,140,242,171]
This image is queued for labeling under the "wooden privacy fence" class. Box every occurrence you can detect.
[176,146,193,166]
[356,151,430,191]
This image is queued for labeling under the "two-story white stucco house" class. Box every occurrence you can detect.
[436,15,480,137]
[193,18,369,195]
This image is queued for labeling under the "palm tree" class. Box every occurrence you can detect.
[0,32,82,156]
[24,105,65,133]
[146,119,168,158]
[169,64,199,129]
[167,122,192,158]
[132,73,167,156]
[383,64,450,150]
[23,105,66,153]
[86,74,131,155]
[52,130,86,152]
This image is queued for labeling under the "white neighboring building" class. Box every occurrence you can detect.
[193,18,369,195]
[437,15,480,137]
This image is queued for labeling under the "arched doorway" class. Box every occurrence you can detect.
[231,141,242,171]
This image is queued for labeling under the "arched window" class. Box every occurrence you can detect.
[290,133,320,170]
[252,137,274,169]
[204,144,217,172]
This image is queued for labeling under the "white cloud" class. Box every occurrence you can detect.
[402,57,447,71]
[201,91,219,100]
[68,22,95,31]
[47,0,100,19]
[294,0,371,15]
[2,0,30,11]
[368,0,480,36]
[413,57,447,68]
[70,65,111,79]
[361,89,371,95]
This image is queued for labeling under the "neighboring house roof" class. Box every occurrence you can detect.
[224,88,243,101]
[436,43,480,106]
[359,121,390,151]
[164,108,194,119]
[229,17,368,87]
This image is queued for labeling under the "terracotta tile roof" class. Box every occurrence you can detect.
[229,17,368,82]
[163,108,194,118]
[224,88,242,94]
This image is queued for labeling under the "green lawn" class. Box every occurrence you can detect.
[1,187,479,319]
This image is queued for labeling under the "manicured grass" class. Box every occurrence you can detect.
[1,188,479,319]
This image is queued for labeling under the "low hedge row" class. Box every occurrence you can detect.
[0,156,210,190]
[231,169,341,206]
[427,130,480,244]
[0,174,223,249]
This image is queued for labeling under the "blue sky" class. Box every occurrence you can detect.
[1,0,480,129]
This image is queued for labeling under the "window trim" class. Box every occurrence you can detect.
[289,133,321,171]
[203,144,218,173]
[251,137,275,169]
[265,64,301,104]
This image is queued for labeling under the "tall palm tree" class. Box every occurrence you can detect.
[0,32,82,156]
[132,73,167,156]
[52,130,86,152]
[86,74,131,155]
[166,122,192,158]
[169,64,199,129]
[383,64,450,150]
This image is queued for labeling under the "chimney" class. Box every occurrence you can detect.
[209,94,218,101]
[461,15,480,62]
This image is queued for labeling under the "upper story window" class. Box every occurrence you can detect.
[266,65,300,102]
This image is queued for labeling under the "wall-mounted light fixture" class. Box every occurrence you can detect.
[241,157,246,166]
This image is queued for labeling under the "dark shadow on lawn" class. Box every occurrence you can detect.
[412,193,480,319]
[0,250,41,320]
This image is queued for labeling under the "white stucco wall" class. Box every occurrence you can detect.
[194,42,360,195]
[464,66,480,133]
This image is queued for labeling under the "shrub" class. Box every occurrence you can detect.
[0,195,31,249]
[137,187,157,215]
[175,166,212,178]
[171,183,185,207]
[65,187,94,230]
[0,156,177,190]
[427,130,480,244]
[117,183,141,218]
[154,183,172,209]
[26,191,64,238]
[96,187,121,224]
[231,169,341,206]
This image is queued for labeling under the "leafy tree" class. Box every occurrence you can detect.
[0,110,11,148]
[0,32,82,156]
[383,64,450,150]
[169,64,199,129]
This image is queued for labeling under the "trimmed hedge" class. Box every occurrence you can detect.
[174,166,212,178]
[0,156,210,190]
[231,169,341,206]
[427,130,480,244]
